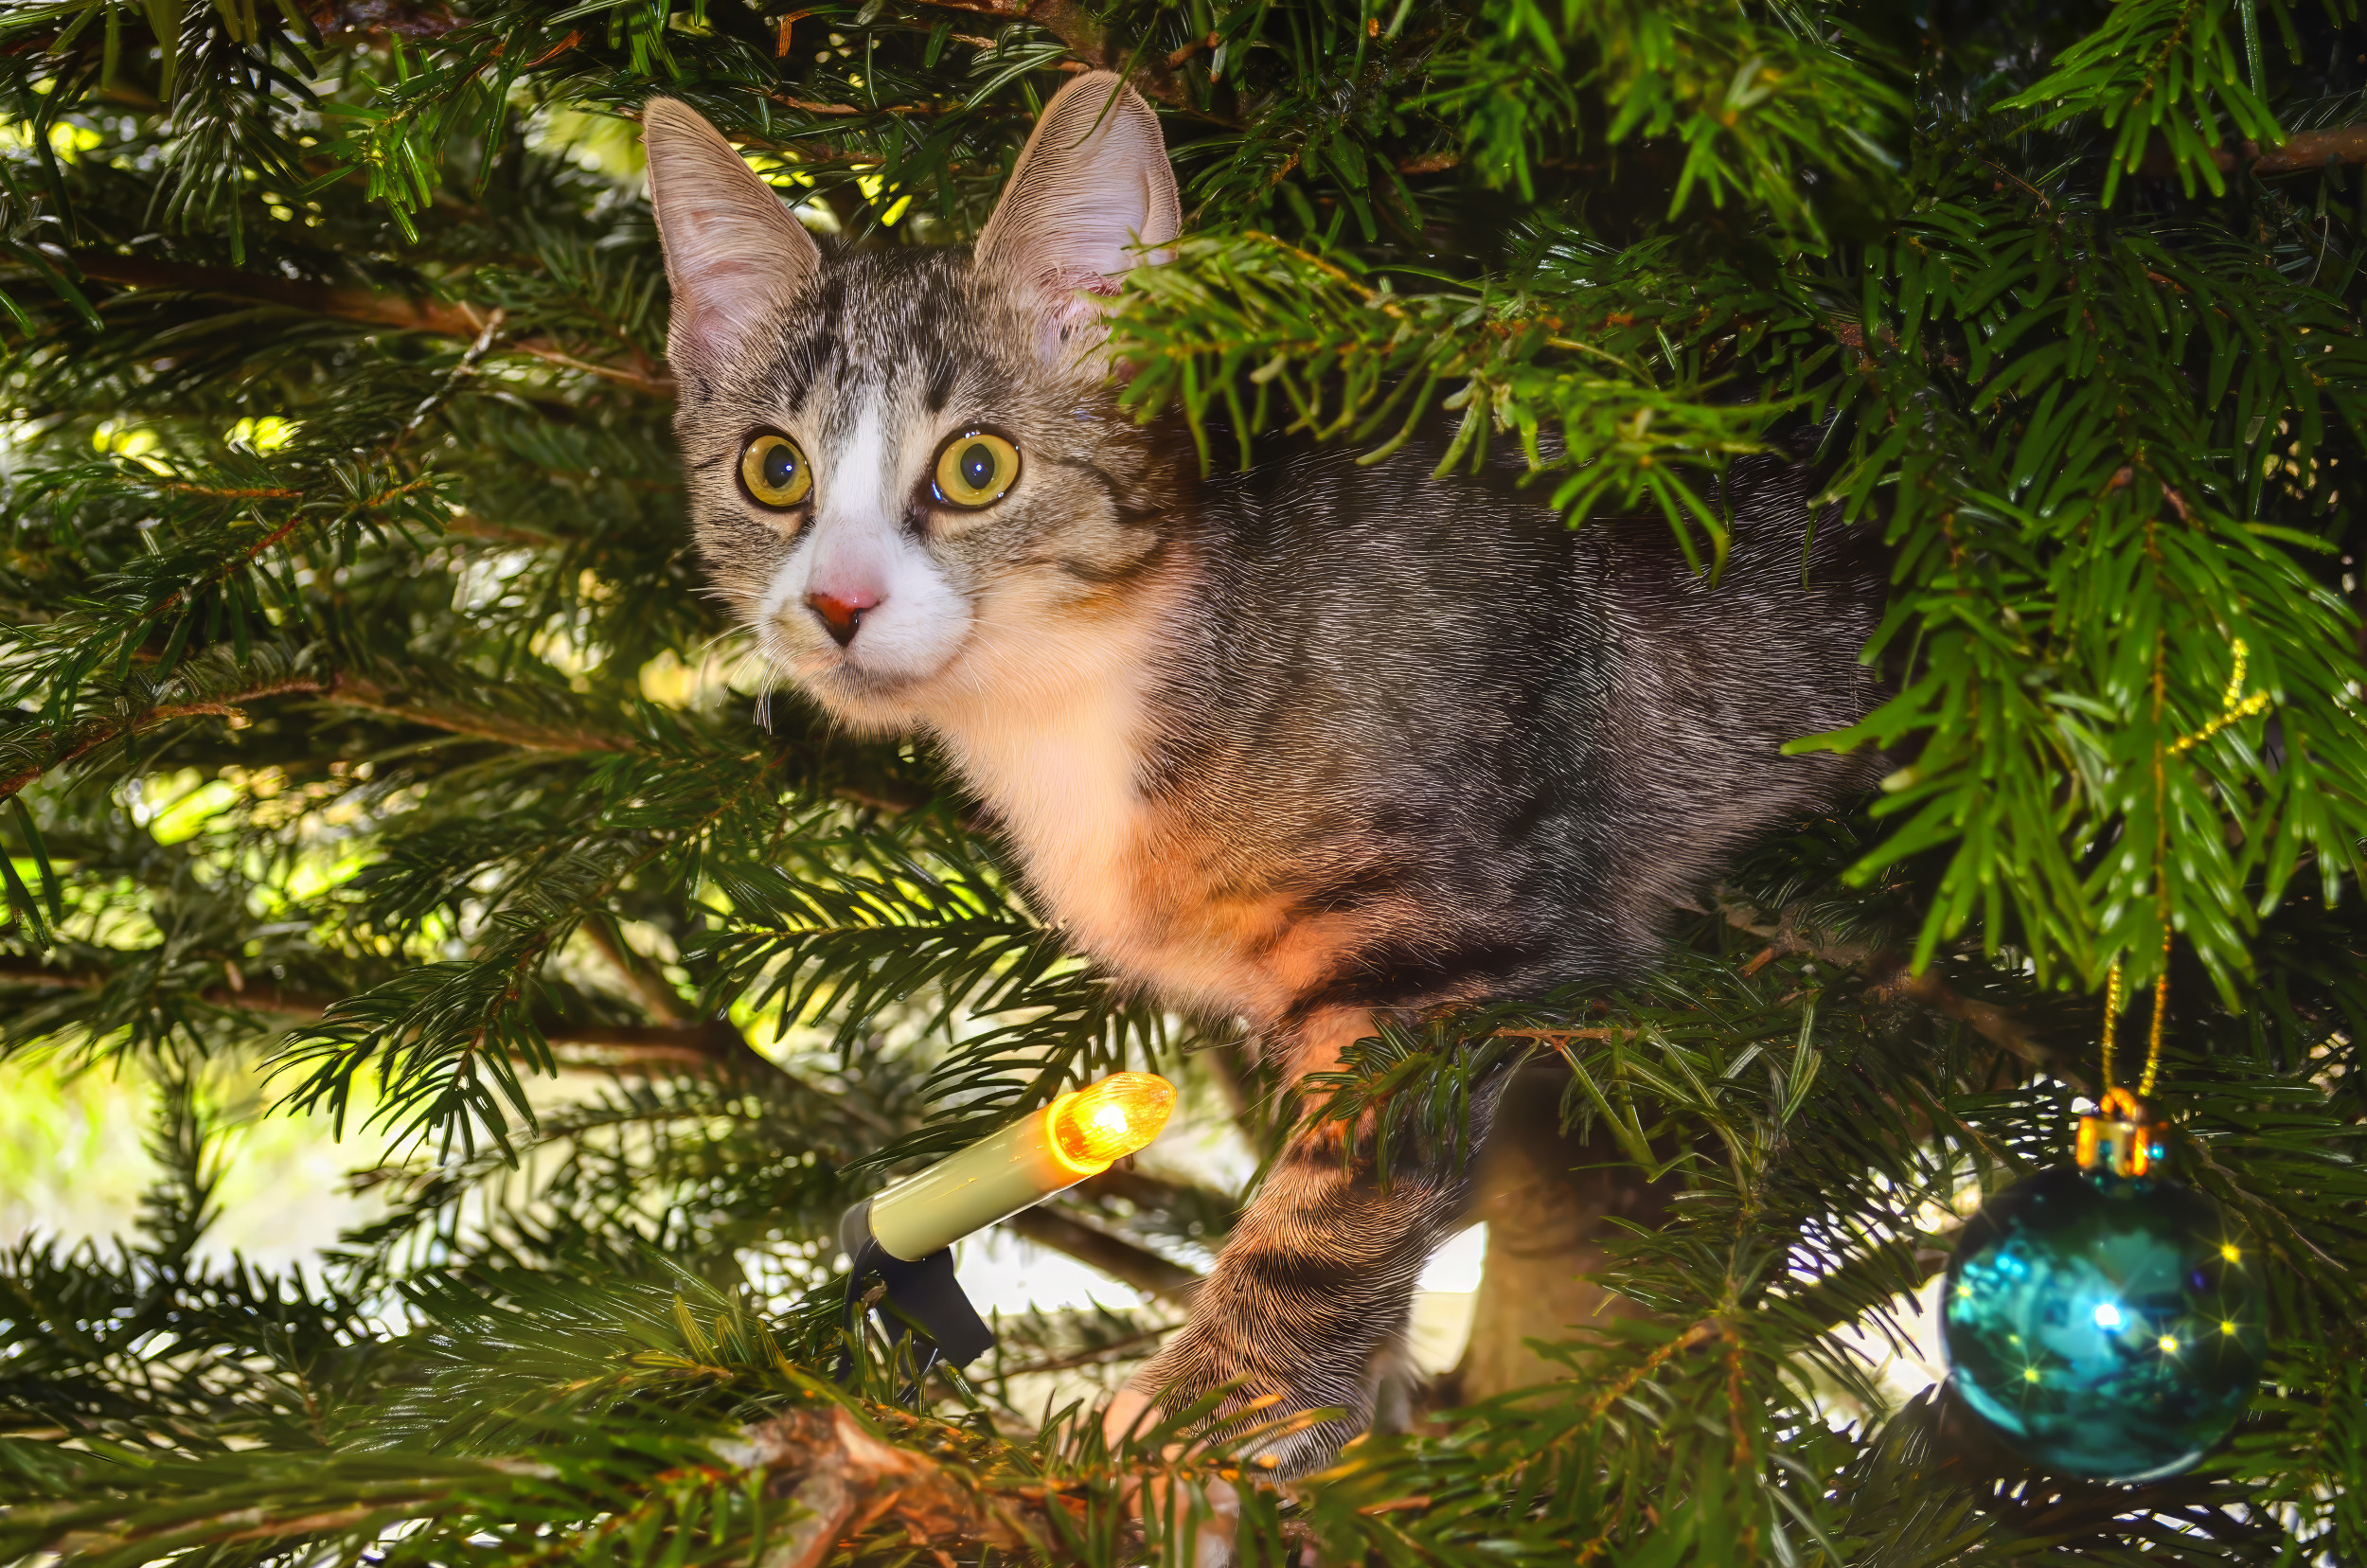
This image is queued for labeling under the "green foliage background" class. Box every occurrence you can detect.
[1,0,2365,1563]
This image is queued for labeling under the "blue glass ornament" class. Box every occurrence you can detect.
[1942,1163,2265,1482]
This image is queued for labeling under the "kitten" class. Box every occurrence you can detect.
[644,75,1883,1475]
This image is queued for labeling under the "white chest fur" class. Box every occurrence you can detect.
[921,595,1276,1021]
[931,651,1149,958]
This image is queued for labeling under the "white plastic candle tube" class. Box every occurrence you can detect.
[861,1072,1176,1262]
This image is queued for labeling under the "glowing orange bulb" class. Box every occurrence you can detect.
[1047,1073,1175,1171]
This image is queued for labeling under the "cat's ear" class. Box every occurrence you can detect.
[974,71,1179,364]
[642,98,823,372]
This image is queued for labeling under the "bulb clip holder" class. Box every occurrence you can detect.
[838,1198,995,1387]
[828,1074,1174,1399]
[2076,1087,2165,1178]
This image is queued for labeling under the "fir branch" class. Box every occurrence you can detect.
[3,5,2365,1559]
[0,673,332,803]
[64,251,675,396]
[0,663,638,808]
[1113,231,1780,567]
[0,958,790,1072]
[322,670,641,756]
[906,0,1187,108]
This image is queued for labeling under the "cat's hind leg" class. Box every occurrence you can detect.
[1106,1007,1509,1477]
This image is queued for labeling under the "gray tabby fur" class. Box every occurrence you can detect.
[643,74,1884,1476]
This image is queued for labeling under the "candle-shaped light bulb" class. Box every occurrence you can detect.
[1047,1072,1175,1170]
[857,1072,1177,1263]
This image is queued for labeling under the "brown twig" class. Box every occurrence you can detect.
[582,915,686,1025]
[165,483,305,500]
[725,1405,1041,1568]
[437,511,557,547]
[1004,1205,1202,1299]
[1588,1318,1720,1418]
[2224,125,2367,176]
[1166,32,1217,69]
[522,27,580,68]
[1395,151,1459,176]
[547,1017,804,1080]
[70,251,481,339]
[0,956,335,1018]
[1874,963,2055,1073]
[990,1324,1169,1378]
[2139,124,2367,180]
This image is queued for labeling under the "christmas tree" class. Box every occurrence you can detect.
[4,0,2366,1562]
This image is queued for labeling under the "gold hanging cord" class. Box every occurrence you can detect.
[2083,638,2269,1177]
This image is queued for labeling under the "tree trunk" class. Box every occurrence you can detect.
[1440,1063,1680,1403]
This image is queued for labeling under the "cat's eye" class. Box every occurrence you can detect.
[739,432,812,510]
[932,430,1021,510]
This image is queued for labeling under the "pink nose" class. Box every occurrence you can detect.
[806,588,879,648]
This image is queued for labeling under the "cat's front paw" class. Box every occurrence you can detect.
[1112,1341,1364,1479]
[1102,1381,1166,1452]
[1099,1384,1243,1568]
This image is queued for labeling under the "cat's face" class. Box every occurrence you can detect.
[643,77,1182,732]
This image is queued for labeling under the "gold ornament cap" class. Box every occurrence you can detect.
[2076,1086,2164,1178]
